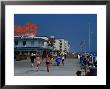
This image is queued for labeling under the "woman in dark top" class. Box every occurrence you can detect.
[45,54,51,72]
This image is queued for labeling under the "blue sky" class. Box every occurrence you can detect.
[14,14,97,52]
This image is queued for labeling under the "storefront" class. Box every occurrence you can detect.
[14,36,49,61]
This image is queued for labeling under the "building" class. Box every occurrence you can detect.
[53,39,70,55]
[64,40,70,53]
[14,36,51,60]
[14,35,70,60]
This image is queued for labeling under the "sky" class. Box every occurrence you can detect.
[14,14,97,52]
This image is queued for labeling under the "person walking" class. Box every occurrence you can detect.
[45,54,51,72]
[49,52,54,65]
[35,54,41,71]
[64,52,67,59]
[61,55,65,66]
[30,53,35,67]
[55,55,62,66]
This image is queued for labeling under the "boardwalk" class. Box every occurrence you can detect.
[14,58,82,76]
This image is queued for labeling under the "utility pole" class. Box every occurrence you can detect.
[83,40,86,53]
[89,23,91,52]
[80,41,84,53]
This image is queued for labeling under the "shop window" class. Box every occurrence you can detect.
[15,41,18,46]
[31,41,34,46]
[23,41,26,46]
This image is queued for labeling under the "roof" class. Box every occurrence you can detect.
[14,36,48,41]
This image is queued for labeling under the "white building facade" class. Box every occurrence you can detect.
[14,36,48,48]
[54,39,70,55]
[64,40,70,53]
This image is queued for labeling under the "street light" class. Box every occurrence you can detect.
[79,40,86,53]
[88,23,91,52]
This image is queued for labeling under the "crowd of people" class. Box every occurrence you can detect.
[76,53,97,76]
[30,52,66,72]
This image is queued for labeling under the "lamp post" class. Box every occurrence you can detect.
[88,23,91,52]
[79,40,86,53]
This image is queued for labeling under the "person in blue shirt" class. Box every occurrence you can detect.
[55,55,62,66]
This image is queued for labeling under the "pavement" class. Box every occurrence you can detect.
[14,58,83,76]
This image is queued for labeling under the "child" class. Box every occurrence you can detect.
[35,54,41,71]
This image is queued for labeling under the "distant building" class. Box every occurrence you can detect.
[64,40,70,53]
[54,39,70,55]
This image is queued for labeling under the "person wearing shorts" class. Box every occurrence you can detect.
[35,55,41,71]
[46,54,50,72]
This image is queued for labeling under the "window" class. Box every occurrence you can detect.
[60,43,62,45]
[60,45,62,48]
[59,40,62,42]
[15,41,18,46]
[23,41,26,46]
[31,41,34,46]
